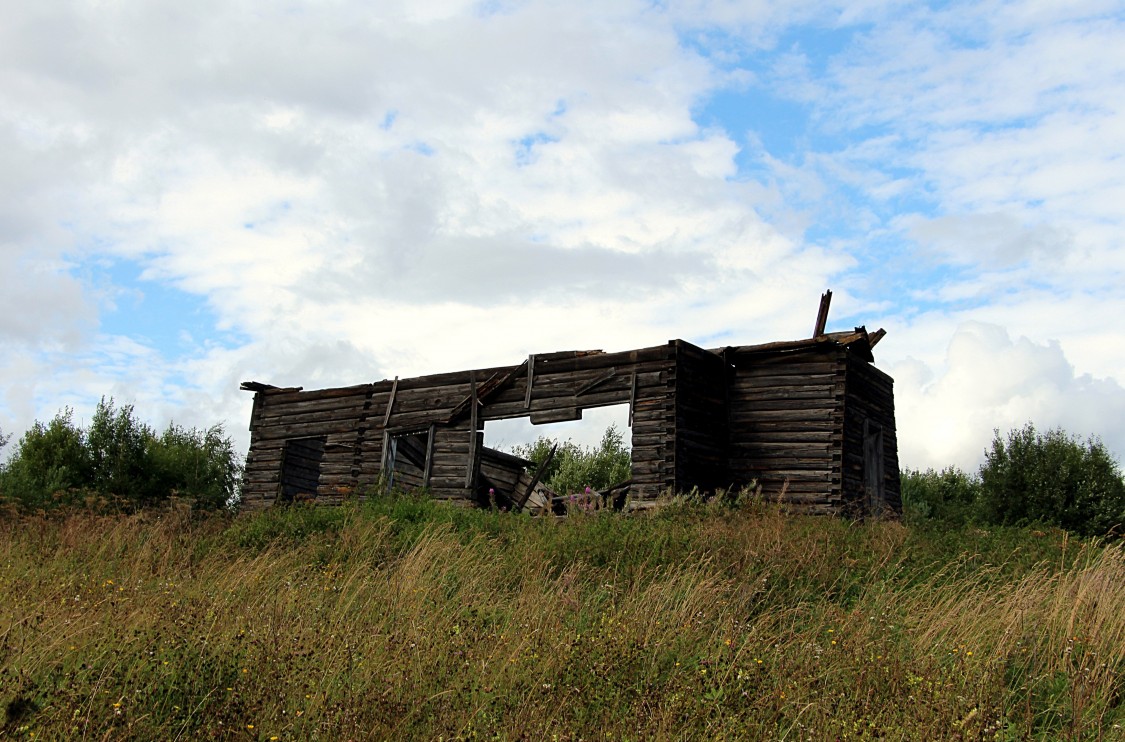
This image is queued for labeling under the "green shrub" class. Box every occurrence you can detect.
[510,423,631,495]
[0,398,242,512]
[900,466,980,526]
[0,408,91,508]
[977,423,1125,538]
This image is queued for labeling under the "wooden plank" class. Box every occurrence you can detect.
[422,423,435,486]
[529,406,581,425]
[383,376,399,427]
[575,368,616,396]
[813,289,832,337]
[444,359,528,423]
[513,444,556,513]
[524,354,535,408]
[254,421,361,441]
[466,372,478,489]
[258,383,376,405]
[629,372,637,426]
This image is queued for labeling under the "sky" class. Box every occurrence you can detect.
[2,0,1124,473]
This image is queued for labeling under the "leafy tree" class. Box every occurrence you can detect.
[977,423,1125,537]
[149,422,242,510]
[87,398,152,502]
[0,409,91,508]
[511,424,631,495]
[0,398,242,511]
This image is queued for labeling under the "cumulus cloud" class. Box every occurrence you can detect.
[890,322,1125,471]
[1,0,1123,477]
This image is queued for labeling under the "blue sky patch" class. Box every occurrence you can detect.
[94,260,240,357]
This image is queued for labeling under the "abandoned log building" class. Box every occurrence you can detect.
[239,293,901,516]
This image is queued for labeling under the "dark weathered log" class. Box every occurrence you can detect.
[813,289,832,337]
[513,444,556,513]
[382,376,399,426]
[575,368,617,396]
[529,407,581,425]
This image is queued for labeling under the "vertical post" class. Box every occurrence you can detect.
[524,354,535,408]
[465,371,478,488]
[629,371,637,426]
[422,423,435,487]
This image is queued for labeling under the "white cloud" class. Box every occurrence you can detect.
[1,0,1123,481]
[890,321,1125,471]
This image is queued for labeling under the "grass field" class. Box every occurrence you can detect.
[2,494,1123,740]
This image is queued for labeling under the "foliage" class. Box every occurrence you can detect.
[902,423,1125,539]
[0,408,92,509]
[0,398,241,512]
[977,423,1125,538]
[509,423,631,495]
[2,499,1122,739]
[900,466,980,526]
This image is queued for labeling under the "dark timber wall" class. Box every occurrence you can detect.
[725,346,846,514]
[240,329,900,517]
[670,340,730,495]
[842,355,900,516]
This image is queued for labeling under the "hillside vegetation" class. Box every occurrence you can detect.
[3,494,1123,740]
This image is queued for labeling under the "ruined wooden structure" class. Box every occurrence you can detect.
[240,292,900,516]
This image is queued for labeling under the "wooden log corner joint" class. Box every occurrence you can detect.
[239,291,900,518]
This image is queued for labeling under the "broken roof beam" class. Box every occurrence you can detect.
[444,359,529,424]
[240,381,301,393]
[575,368,617,397]
[813,289,832,338]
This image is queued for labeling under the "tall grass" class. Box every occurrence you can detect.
[1,495,1122,740]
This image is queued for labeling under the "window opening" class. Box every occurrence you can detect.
[482,404,632,512]
[382,425,434,492]
[279,436,327,502]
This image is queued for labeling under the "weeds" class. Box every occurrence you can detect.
[1,494,1122,739]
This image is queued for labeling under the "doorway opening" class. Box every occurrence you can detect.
[863,419,886,515]
[279,436,327,502]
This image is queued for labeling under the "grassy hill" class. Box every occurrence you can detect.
[2,494,1123,740]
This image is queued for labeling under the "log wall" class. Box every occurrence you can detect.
[841,354,901,516]
[725,347,846,514]
[241,344,680,511]
[670,340,730,494]
[241,338,899,517]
